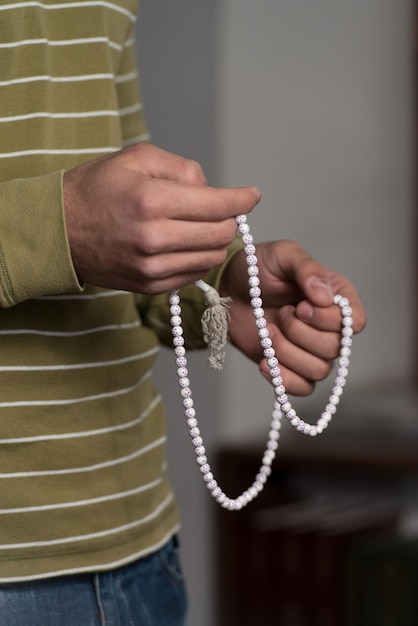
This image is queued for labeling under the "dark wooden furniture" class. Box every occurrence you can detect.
[214,427,418,625]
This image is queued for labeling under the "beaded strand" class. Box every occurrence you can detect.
[169,214,353,511]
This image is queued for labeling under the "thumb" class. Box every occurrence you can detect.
[295,275,334,324]
[304,275,335,306]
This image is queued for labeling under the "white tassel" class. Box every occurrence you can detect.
[196,280,232,371]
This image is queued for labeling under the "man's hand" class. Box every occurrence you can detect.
[64,143,261,294]
[221,239,367,396]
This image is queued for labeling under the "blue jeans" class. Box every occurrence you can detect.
[0,536,189,625]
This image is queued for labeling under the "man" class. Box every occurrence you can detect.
[0,1,365,624]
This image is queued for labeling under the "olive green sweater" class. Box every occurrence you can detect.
[0,0,240,581]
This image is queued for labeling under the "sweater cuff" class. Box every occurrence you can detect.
[0,170,83,307]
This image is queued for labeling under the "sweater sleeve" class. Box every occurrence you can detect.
[0,170,83,307]
[137,235,244,349]
[116,23,150,147]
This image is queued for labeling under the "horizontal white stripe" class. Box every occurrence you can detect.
[36,290,128,301]
[0,103,142,123]
[0,72,116,87]
[0,147,118,159]
[0,493,172,549]
[0,37,121,51]
[0,320,141,338]
[0,527,180,583]
[0,477,162,515]
[0,347,158,373]
[0,1,136,22]
[0,368,154,408]
[119,102,142,116]
[115,71,138,84]
[0,435,166,478]
[0,393,161,444]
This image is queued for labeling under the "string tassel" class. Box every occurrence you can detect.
[200,286,232,371]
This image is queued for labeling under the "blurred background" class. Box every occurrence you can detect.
[137,1,416,624]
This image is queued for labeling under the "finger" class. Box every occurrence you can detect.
[135,248,231,284]
[136,178,261,222]
[298,272,366,334]
[135,218,239,255]
[260,241,366,332]
[260,325,333,384]
[260,361,316,396]
[271,243,337,307]
[295,299,364,334]
[276,306,342,360]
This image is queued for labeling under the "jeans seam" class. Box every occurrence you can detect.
[93,574,107,626]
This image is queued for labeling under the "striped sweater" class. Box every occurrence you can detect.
[0,0,240,581]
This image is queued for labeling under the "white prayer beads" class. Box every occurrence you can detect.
[169,215,353,511]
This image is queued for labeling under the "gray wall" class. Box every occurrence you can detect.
[215,0,415,441]
[137,1,414,624]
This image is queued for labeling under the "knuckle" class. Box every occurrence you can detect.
[134,183,159,219]
[137,254,164,281]
[179,157,207,185]
[135,225,165,256]
[122,141,149,163]
[130,141,154,158]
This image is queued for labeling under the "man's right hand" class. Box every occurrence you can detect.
[63,143,261,294]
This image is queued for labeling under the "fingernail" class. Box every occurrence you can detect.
[297,301,314,321]
[267,324,276,338]
[252,187,262,204]
[308,277,333,301]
